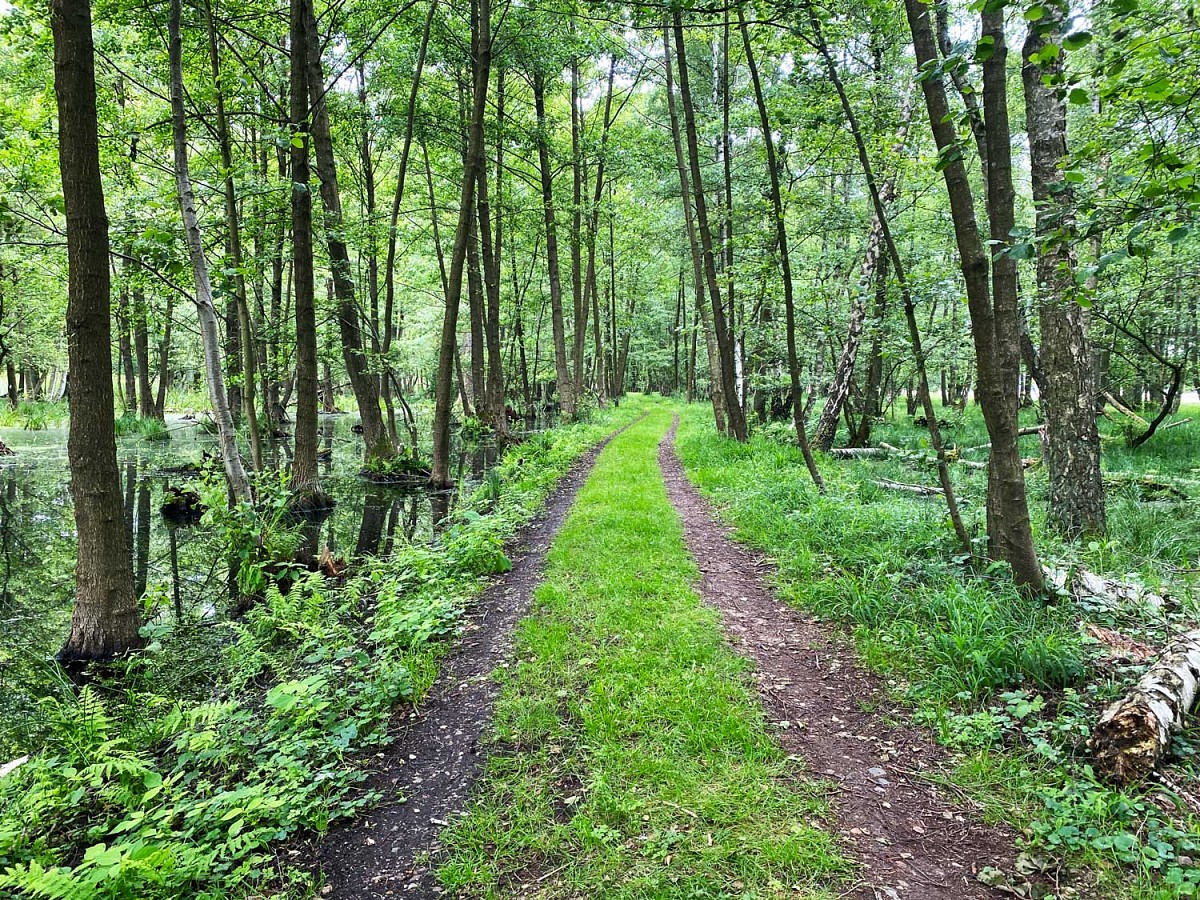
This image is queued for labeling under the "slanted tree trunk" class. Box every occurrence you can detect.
[739,9,823,488]
[663,19,726,436]
[904,0,1042,588]
[51,0,141,661]
[204,0,262,472]
[1091,630,1200,785]
[289,0,322,502]
[1023,10,1105,538]
[167,0,251,505]
[808,0,967,549]
[532,71,574,419]
[301,0,393,464]
[812,101,913,453]
[430,0,489,486]
[672,11,746,441]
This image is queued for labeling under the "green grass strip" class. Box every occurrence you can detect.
[439,406,847,899]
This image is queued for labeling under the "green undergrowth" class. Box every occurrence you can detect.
[675,403,1200,899]
[0,401,644,900]
[438,408,847,900]
[0,400,70,431]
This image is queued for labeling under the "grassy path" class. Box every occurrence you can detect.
[438,407,846,899]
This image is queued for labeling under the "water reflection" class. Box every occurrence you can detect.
[0,413,511,754]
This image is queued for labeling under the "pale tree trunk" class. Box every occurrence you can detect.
[204,0,262,472]
[739,9,823,488]
[663,19,726,436]
[812,100,912,453]
[289,0,321,502]
[672,12,746,441]
[532,72,574,419]
[430,0,489,486]
[1022,9,1106,539]
[52,0,142,661]
[301,0,394,464]
[168,0,252,505]
[904,0,1042,588]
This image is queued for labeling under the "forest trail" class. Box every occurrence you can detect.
[658,414,1014,899]
[315,414,645,898]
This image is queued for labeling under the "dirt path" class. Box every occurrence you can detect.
[315,416,643,899]
[658,418,1014,900]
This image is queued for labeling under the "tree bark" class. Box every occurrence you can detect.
[430,0,489,486]
[477,69,507,437]
[301,0,393,464]
[904,0,1043,587]
[532,71,574,419]
[663,19,726,436]
[51,0,142,661]
[672,11,746,441]
[168,0,252,505]
[1022,10,1106,539]
[289,0,322,502]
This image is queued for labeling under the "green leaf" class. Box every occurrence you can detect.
[1167,226,1190,245]
[1068,87,1090,105]
[1063,31,1093,50]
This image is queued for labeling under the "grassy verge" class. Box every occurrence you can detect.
[438,407,847,900]
[675,403,1200,899]
[0,402,644,900]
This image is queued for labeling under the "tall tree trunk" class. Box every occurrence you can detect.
[570,61,587,410]
[52,0,141,661]
[739,9,823,488]
[204,0,262,471]
[289,0,321,501]
[154,290,172,418]
[477,70,507,437]
[132,283,156,419]
[532,72,574,419]
[663,20,725,435]
[168,0,252,504]
[672,11,747,441]
[582,62,618,409]
[430,0,489,486]
[1022,8,1105,538]
[904,0,1042,587]
[116,266,136,413]
[301,0,393,463]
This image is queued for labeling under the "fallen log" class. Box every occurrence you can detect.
[1091,629,1200,784]
[962,425,1044,454]
[872,478,944,496]
[828,447,890,459]
[1044,566,1167,612]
